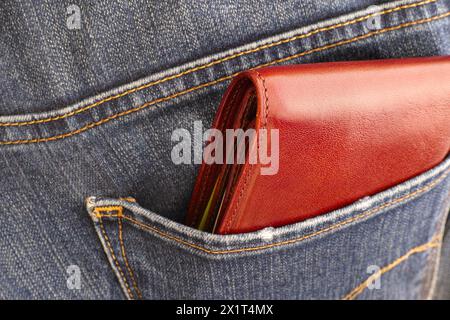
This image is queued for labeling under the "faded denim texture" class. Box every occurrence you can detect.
[0,0,449,299]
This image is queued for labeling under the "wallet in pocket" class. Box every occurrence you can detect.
[186,57,450,234]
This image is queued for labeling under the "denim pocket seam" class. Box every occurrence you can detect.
[97,218,135,299]
[424,238,442,298]
[118,216,143,299]
[343,189,450,300]
[425,190,450,299]
[95,206,142,300]
[0,0,437,128]
[342,236,441,300]
[93,167,450,255]
[2,4,449,145]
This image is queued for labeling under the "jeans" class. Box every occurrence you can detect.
[0,0,449,299]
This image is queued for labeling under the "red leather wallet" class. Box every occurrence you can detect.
[186,57,450,234]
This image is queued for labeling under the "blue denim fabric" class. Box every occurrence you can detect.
[87,156,450,299]
[0,0,399,115]
[434,214,450,300]
[0,0,449,299]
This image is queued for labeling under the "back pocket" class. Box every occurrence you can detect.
[86,156,450,300]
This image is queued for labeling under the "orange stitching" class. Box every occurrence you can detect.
[118,197,137,202]
[345,192,450,300]
[253,11,450,68]
[96,213,121,218]
[97,216,135,299]
[0,74,234,145]
[0,0,437,128]
[118,217,143,299]
[94,206,124,217]
[424,191,450,299]
[342,237,441,300]
[2,11,448,145]
[95,205,142,298]
[94,167,450,255]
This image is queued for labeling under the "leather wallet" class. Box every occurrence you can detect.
[186,57,450,234]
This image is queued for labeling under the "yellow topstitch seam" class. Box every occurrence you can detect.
[0,0,438,128]
[94,206,135,300]
[95,206,142,298]
[424,190,450,299]
[94,167,450,255]
[97,217,135,299]
[95,206,124,215]
[2,10,449,145]
[342,237,441,300]
[118,216,143,299]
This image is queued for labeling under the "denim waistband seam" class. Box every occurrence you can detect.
[0,0,437,128]
[92,167,450,255]
[2,7,449,145]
